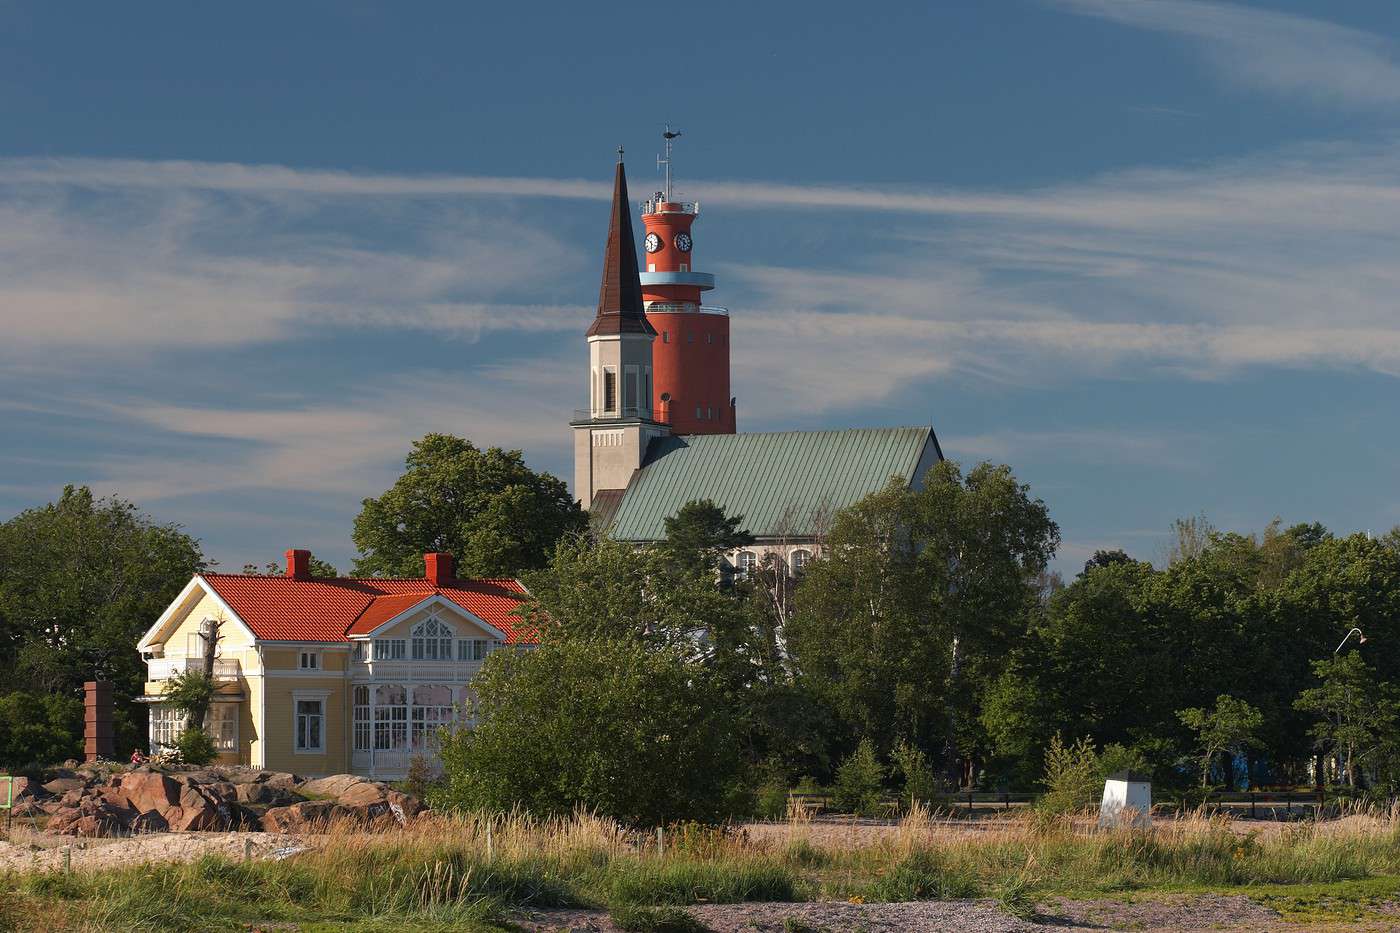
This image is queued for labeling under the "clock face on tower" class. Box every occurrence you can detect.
[674,232,693,252]
[644,233,663,253]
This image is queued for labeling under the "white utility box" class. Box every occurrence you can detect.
[1099,770,1152,828]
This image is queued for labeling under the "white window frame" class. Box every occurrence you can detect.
[299,650,320,670]
[792,549,813,574]
[352,685,371,752]
[457,638,488,662]
[736,550,758,580]
[373,638,406,661]
[292,690,331,755]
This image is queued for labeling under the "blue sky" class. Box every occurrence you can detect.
[3,0,1400,575]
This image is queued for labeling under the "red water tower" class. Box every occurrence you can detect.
[640,129,735,435]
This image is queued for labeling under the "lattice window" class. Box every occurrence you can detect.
[412,616,455,661]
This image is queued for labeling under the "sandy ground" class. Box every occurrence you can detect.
[0,825,314,873]
[514,893,1293,932]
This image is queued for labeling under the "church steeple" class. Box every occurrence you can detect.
[571,155,669,512]
[587,159,655,338]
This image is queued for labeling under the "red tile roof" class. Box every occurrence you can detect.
[198,573,532,644]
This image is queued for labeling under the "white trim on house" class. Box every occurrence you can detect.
[350,594,510,642]
[136,576,260,652]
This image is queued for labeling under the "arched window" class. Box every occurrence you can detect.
[792,549,812,574]
[736,551,757,580]
[411,684,455,751]
[412,615,455,661]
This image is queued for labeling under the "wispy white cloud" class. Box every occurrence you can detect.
[5,140,1400,425]
[1048,0,1400,108]
[60,371,571,504]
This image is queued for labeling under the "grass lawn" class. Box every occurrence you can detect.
[5,807,1400,930]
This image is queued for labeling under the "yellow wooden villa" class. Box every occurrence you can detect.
[136,550,530,779]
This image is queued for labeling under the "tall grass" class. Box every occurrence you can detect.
[6,803,1400,931]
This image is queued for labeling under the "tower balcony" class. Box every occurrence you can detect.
[641,197,699,216]
[644,303,729,316]
[639,271,715,290]
[571,407,670,425]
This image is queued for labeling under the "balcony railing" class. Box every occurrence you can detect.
[645,302,729,316]
[573,407,668,423]
[640,197,699,216]
[148,657,240,682]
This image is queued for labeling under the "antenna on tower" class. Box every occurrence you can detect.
[658,124,682,201]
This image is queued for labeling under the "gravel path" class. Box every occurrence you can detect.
[0,830,309,873]
[515,893,1288,932]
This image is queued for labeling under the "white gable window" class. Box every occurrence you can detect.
[299,650,319,670]
[412,616,455,661]
[736,550,757,580]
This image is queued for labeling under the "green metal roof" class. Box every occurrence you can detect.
[607,427,941,542]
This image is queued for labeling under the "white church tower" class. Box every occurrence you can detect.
[571,154,670,510]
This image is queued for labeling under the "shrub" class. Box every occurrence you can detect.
[891,739,940,807]
[831,739,884,817]
[1037,735,1100,816]
[174,727,216,766]
[437,638,742,826]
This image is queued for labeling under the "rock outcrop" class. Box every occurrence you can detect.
[27,767,424,837]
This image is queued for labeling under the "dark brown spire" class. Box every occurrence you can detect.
[587,160,656,338]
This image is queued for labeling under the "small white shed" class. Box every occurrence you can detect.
[1099,769,1152,828]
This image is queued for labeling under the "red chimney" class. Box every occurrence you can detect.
[424,552,454,586]
[285,548,311,580]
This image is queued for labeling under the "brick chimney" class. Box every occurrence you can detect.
[84,680,114,762]
[285,548,311,580]
[424,552,454,587]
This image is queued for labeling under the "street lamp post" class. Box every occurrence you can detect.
[1334,628,1367,654]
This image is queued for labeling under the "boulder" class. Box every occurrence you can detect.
[10,799,49,818]
[260,772,303,793]
[8,776,47,801]
[59,788,87,808]
[331,780,425,826]
[108,771,179,814]
[49,798,129,837]
[204,781,239,803]
[130,809,170,834]
[235,782,301,807]
[298,774,367,798]
[43,777,87,796]
[262,799,344,833]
